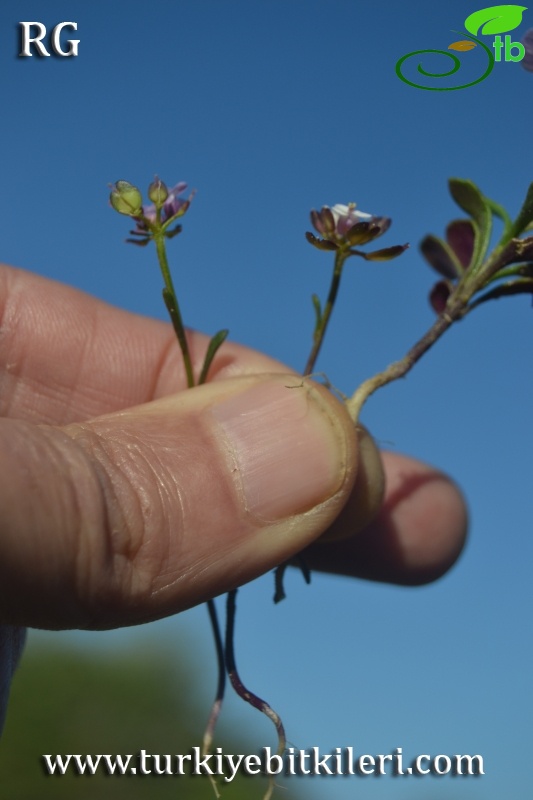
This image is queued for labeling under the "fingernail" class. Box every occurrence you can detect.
[211,379,348,521]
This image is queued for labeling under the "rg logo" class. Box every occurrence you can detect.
[19,22,79,57]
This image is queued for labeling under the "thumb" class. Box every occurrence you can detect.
[0,374,357,629]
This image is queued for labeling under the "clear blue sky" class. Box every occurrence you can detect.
[1,1,532,798]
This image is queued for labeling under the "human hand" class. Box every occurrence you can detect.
[0,265,467,727]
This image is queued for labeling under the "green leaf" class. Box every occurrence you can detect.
[471,277,533,308]
[510,182,533,238]
[198,329,229,385]
[448,178,492,272]
[485,195,513,241]
[487,261,533,285]
[464,5,527,36]
[311,293,322,329]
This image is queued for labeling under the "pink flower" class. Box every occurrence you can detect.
[141,181,189,225]
[307,202,393,251]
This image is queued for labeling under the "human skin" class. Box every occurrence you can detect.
[0,265,468,727]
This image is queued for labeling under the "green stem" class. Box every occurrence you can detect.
[304,248,348,375]
[154,232,195,388]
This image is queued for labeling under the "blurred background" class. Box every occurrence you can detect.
[0,1,531,797]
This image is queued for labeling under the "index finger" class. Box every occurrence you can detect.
[0,264,288,425]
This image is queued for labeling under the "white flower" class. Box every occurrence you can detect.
[330,203,373,237]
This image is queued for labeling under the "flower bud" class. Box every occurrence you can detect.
[147,177,169,207]
[109,181,143,216]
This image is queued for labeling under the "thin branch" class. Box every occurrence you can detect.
[225,589,286,800]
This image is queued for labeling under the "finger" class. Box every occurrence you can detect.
[0,264,288,424]
[305,451,468,585]
[0,374,358,629]
[0,265,467,588]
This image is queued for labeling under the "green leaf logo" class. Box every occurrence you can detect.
[464,4,527,36]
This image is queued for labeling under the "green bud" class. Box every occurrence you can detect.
[147,177,169,207]
[109,181,143,216]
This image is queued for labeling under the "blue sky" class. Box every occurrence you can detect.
[1,1,532,798]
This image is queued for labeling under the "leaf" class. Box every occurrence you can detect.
[464,4,527,36]
[471,278,533,308]
[429,280,453,314]
[198,329,229,385]
[485,195,513,241]
[446,219,475,269]
[448,40,477,51]
[488,261,533,285]
[420,234,463,279]
[311,293,322,328]
[448,178,492,272]
[510,182,533,238]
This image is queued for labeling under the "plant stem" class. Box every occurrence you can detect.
[225,589,286,800]
[346,308,458,423]
[154,232,195,388]
[304,249,348,375]
[152,229,227,793]
[202,599,226,800]
[202,599,226,756]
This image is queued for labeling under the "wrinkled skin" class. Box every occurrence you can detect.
[0,265,468,731]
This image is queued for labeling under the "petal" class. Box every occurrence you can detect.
[167,181,188,196]
[141,203,157,222]
[330,204,351,219]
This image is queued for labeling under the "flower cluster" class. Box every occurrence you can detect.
[109,178,192,245]
[306,202,408,261]
[140,180,189,225]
